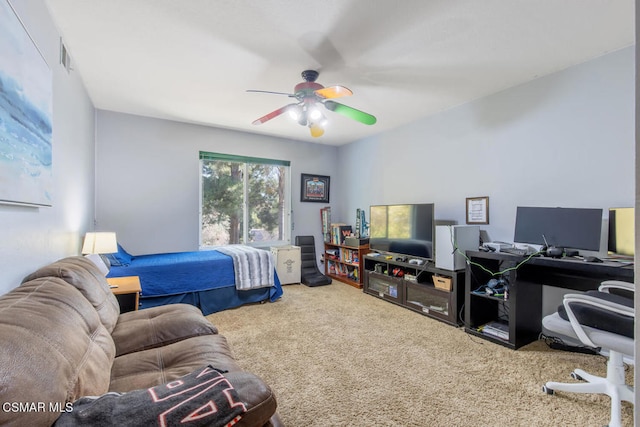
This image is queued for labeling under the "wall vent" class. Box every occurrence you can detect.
[59,38,72,72]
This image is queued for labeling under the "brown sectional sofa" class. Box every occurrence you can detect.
[0,256,280,426]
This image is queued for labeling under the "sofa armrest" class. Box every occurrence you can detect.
[223,371,278,427]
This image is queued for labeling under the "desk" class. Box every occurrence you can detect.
[464,251,633,349]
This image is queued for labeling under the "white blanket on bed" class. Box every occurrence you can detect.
[216,245,275,290]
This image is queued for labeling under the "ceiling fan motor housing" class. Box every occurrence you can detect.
[294,81,323,97]
[301,69,319,82]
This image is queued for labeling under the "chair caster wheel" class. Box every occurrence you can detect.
[570,372,583,381]
[542,385,554,395]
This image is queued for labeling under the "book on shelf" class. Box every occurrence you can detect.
[341,249,360,264]
[330,224,352,245]
[326,259,355,278]
[327,260,337,274]
[340,248,354,263]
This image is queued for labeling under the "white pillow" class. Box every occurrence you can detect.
[84,253,110,276]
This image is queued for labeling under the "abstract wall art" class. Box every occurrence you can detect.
[0,0,53,206]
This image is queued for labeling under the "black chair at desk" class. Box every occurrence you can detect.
[542,280,634,427]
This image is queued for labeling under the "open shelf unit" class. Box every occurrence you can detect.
[464,252,542,349]
[363,254,465,325]
[324,242,369,288]
[464,250,634,349]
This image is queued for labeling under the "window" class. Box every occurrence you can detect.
[199,152,291,247]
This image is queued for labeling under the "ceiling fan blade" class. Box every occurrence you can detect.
[246,89,295,97]
[252,103,298,125]
[314,85,353,99]
[324,100,377,125]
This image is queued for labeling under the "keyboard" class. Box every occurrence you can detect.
[500,247,529,256]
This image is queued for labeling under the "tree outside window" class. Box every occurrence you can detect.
[200,152,290,247]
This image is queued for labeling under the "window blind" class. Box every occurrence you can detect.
[199,151,290,166]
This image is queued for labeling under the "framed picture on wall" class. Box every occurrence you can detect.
[466,196,489,224]
[301,173,330,203]
[0,0,53,206]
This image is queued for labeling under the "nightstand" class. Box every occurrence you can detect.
[106,276,141,313]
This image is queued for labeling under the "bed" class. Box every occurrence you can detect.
[105,245,283,315]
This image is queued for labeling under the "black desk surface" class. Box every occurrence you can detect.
[466,250,633,291]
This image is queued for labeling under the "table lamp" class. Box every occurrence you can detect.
[82,232,118,269]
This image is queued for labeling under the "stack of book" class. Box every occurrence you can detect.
[330,224,352,245]
[325,249,339,260]
[480,321,509,341]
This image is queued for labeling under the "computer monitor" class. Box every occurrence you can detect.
[513,207,603,251]
[608,207,634,258]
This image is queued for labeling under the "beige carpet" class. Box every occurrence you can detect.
[207,281,634,427]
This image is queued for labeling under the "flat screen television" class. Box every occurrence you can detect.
[513,206,603,251]
[608,207,634,258]
[369,203,435,259]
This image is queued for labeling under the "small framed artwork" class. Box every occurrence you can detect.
[301,173,330,203]
[466,196,489,224]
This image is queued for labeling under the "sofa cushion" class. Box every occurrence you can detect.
[0,277,115,427]
[110,334,241,392]
[110,335,276,427]
[112,303,219,356]
[22,256,120,332]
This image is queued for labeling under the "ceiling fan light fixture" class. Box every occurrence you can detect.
[287,104,301,121]
[309,123,324,138]
[312,109,328,127]
[308,107,322,121]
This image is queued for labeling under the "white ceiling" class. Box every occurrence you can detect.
[44,0,634,146]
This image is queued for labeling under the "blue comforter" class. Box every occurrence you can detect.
[107,249,282,301]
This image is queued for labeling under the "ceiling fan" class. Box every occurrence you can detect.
[248,70,376,138]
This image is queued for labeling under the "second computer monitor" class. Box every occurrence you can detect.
[514,206,602,251]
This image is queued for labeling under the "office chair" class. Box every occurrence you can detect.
[542,280,634,427]
[294,235,332,287]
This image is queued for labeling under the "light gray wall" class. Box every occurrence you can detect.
[95,111,338,255]
[0,0,96,294]
[338,47,634,248]
[95,47,634,268]
[338,47,635,325]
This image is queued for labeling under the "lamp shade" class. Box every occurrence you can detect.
[82,232,117,254]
